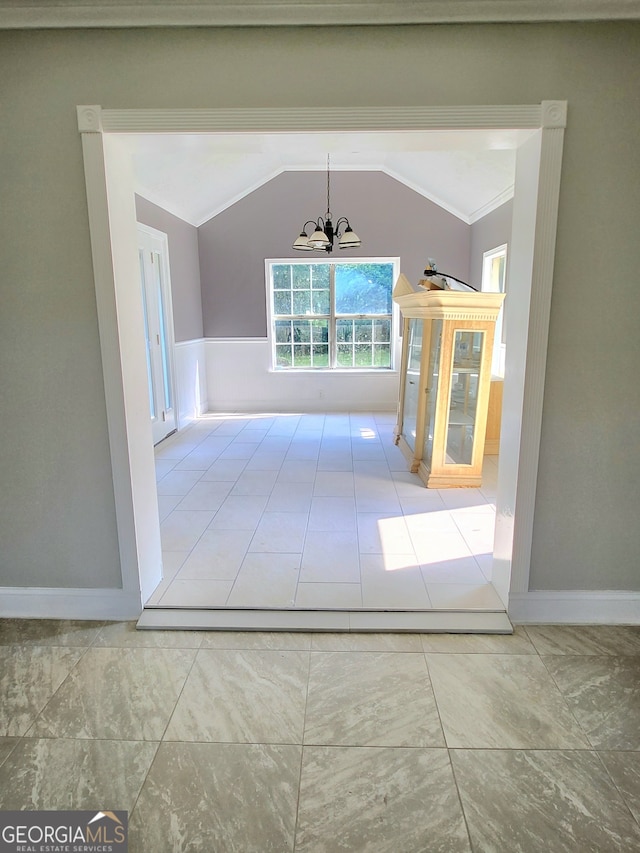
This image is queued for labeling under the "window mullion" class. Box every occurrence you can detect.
[329,263,337,368]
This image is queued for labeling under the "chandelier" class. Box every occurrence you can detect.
[292,155,361,253]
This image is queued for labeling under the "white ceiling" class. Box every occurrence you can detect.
[123,128,536,227]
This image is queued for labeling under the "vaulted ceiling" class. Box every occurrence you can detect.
[122,128,536,227]
[14,2,631,226]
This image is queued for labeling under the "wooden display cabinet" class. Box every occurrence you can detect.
[393,274,504,488]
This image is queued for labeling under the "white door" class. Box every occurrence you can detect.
[138,225,177,444]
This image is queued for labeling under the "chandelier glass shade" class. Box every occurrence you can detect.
[292,155,361,253]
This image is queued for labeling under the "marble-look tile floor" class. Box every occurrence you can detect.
[1,620,640,851]
[151,411,502,611]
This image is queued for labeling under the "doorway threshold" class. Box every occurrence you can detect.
[137,607,512,633]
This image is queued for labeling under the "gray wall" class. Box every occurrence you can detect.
[469,200,513,291]
[135,195,203,342]
[0,22,639,594]
[198,170,470,337]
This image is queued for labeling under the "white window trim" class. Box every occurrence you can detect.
[265,256,401,372]
[482,243,508,291]
[482,243,508,378]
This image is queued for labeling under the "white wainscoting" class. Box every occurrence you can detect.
[204,337,401,413]
[174,338,208,427]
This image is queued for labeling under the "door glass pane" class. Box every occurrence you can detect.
[154,253,172,411]
[138,249,156,420]
[402,319,423,453]
[423,320,442,465]
[444,330,483,465]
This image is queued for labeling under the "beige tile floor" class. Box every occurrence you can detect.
[151,412,503,611]
[1,620,640,851]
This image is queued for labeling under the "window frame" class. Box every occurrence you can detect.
[266,257,400,372]
[481,243,508,377]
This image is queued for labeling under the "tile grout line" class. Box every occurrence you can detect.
[292,647,313,853]
[163,419,271,606]
[226,432,273,608]
[155,639,203,747]
[0,636,100,775]
[17,640,96,741]
[536,650,598,750]
[591,748,640,832]
[446,747,477,853]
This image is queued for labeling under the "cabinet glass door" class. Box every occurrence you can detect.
[444,330,483,465]
[423,319,442,466]
[402,319,423,453]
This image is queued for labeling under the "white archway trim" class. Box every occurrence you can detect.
[77,101,566,622]
[79,112,164,612]
[97,104,544,133]
[509,125,566,594]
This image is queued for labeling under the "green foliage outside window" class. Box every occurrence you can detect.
[271,261,395,369]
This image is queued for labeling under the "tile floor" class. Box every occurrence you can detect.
[1,620,640,851]
[151,412,503,612]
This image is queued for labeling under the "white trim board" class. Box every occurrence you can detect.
[0,587,142,620]
[2,1,639,29]
[174,337,209,425]
[510,591,640,624]
[75,102,566,623]
[137,608,513,633]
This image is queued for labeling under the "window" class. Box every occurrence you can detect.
[481,244,508,377]
[267,259,398,370]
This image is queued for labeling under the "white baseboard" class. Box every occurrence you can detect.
[0,587,142,620]
[207,399,396,414]
[509,590,640,624]
[5,587,638,626]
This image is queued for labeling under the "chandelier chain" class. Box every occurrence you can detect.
[292,151,360,252]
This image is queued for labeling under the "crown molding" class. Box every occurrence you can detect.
[468,185,515,223]
[380,164,470,223]
[2,1,640,29]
